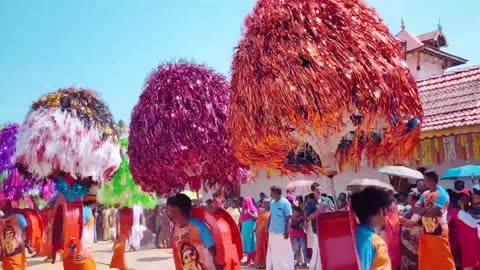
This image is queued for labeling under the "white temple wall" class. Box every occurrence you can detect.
[241,159,479,202]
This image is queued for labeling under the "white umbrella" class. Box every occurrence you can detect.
[286,180,315,189]
[346,178,394,193]
[378,166,423,180]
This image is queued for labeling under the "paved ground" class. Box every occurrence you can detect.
[21,241,257,270]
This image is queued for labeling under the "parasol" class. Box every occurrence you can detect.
[346,178,394,193]
[181,190,203,200]
[98,138,158,209]
[128,61,248,194]
[14,88,121,185]
[441,165,480,180]
[227,0,422,174]
[286,180,314,189]
[378,166,424,180]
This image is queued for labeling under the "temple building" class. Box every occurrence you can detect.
[241,22,480,198]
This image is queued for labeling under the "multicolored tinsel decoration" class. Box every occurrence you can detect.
[98,138,157,209]
[15,87,121,183]
[54,176,89,202]
[2,174,56,209]
[0,124,57,207]
[0,123,19,174]
[129,61,249,194]
[228,0,422,173]
[2,169,33,201]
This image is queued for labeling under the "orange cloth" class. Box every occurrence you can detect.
[38,208,53,257]
[254,211,270,268]
[371,234,391,270]
[418,233,455,270]
[1,216,26,270]
[110,238,127,270]
[2,251,26,270]
[63,256,96,270]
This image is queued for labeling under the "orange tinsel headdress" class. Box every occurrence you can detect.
[228,0,422,173]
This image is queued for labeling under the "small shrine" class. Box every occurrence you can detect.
[396,20,467,80]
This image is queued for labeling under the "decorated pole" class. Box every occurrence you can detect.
[14,88,121,269]
[98,137,157,270]
[129,61,246,270]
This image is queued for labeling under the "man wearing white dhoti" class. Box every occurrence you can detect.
[306,183,335,270]
[266,185,294,270]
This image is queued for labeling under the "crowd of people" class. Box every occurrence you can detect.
[197,185,347,269]
[192,169,480,270]
[1,169,477,270]
[91,204,173,251]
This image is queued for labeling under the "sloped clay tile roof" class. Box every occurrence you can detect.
[418,66,480,131]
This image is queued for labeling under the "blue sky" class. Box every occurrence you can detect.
[1,0,479,124]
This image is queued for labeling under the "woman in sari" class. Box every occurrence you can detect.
[400,191,422,270]
[453,186,480,270]
[240,196,257,266]
[383,196,401,269]
[156,206,172,248]
[254,198,270,269]
[102,206,112,241]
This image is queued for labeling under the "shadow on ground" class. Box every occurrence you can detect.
[137,257,170,262]
[28,260,47,267]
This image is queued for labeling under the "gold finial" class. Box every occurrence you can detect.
[401,18,406,31]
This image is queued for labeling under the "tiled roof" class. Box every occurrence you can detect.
[418,66,480,131]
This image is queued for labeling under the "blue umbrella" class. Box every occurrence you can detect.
[440,164,480,180]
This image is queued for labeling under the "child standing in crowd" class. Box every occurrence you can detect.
[290,206,308,268]
[352,186,392,270]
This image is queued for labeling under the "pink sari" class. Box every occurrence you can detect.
[241,197,258,222]
[384,202,401,269]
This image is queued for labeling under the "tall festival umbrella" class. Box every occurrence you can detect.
[129,62,246,269]
[228,0,423,175]
[98,137,157,209]
[129,61,248,194]
[15,88,121,187]
[14,88,122,257]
